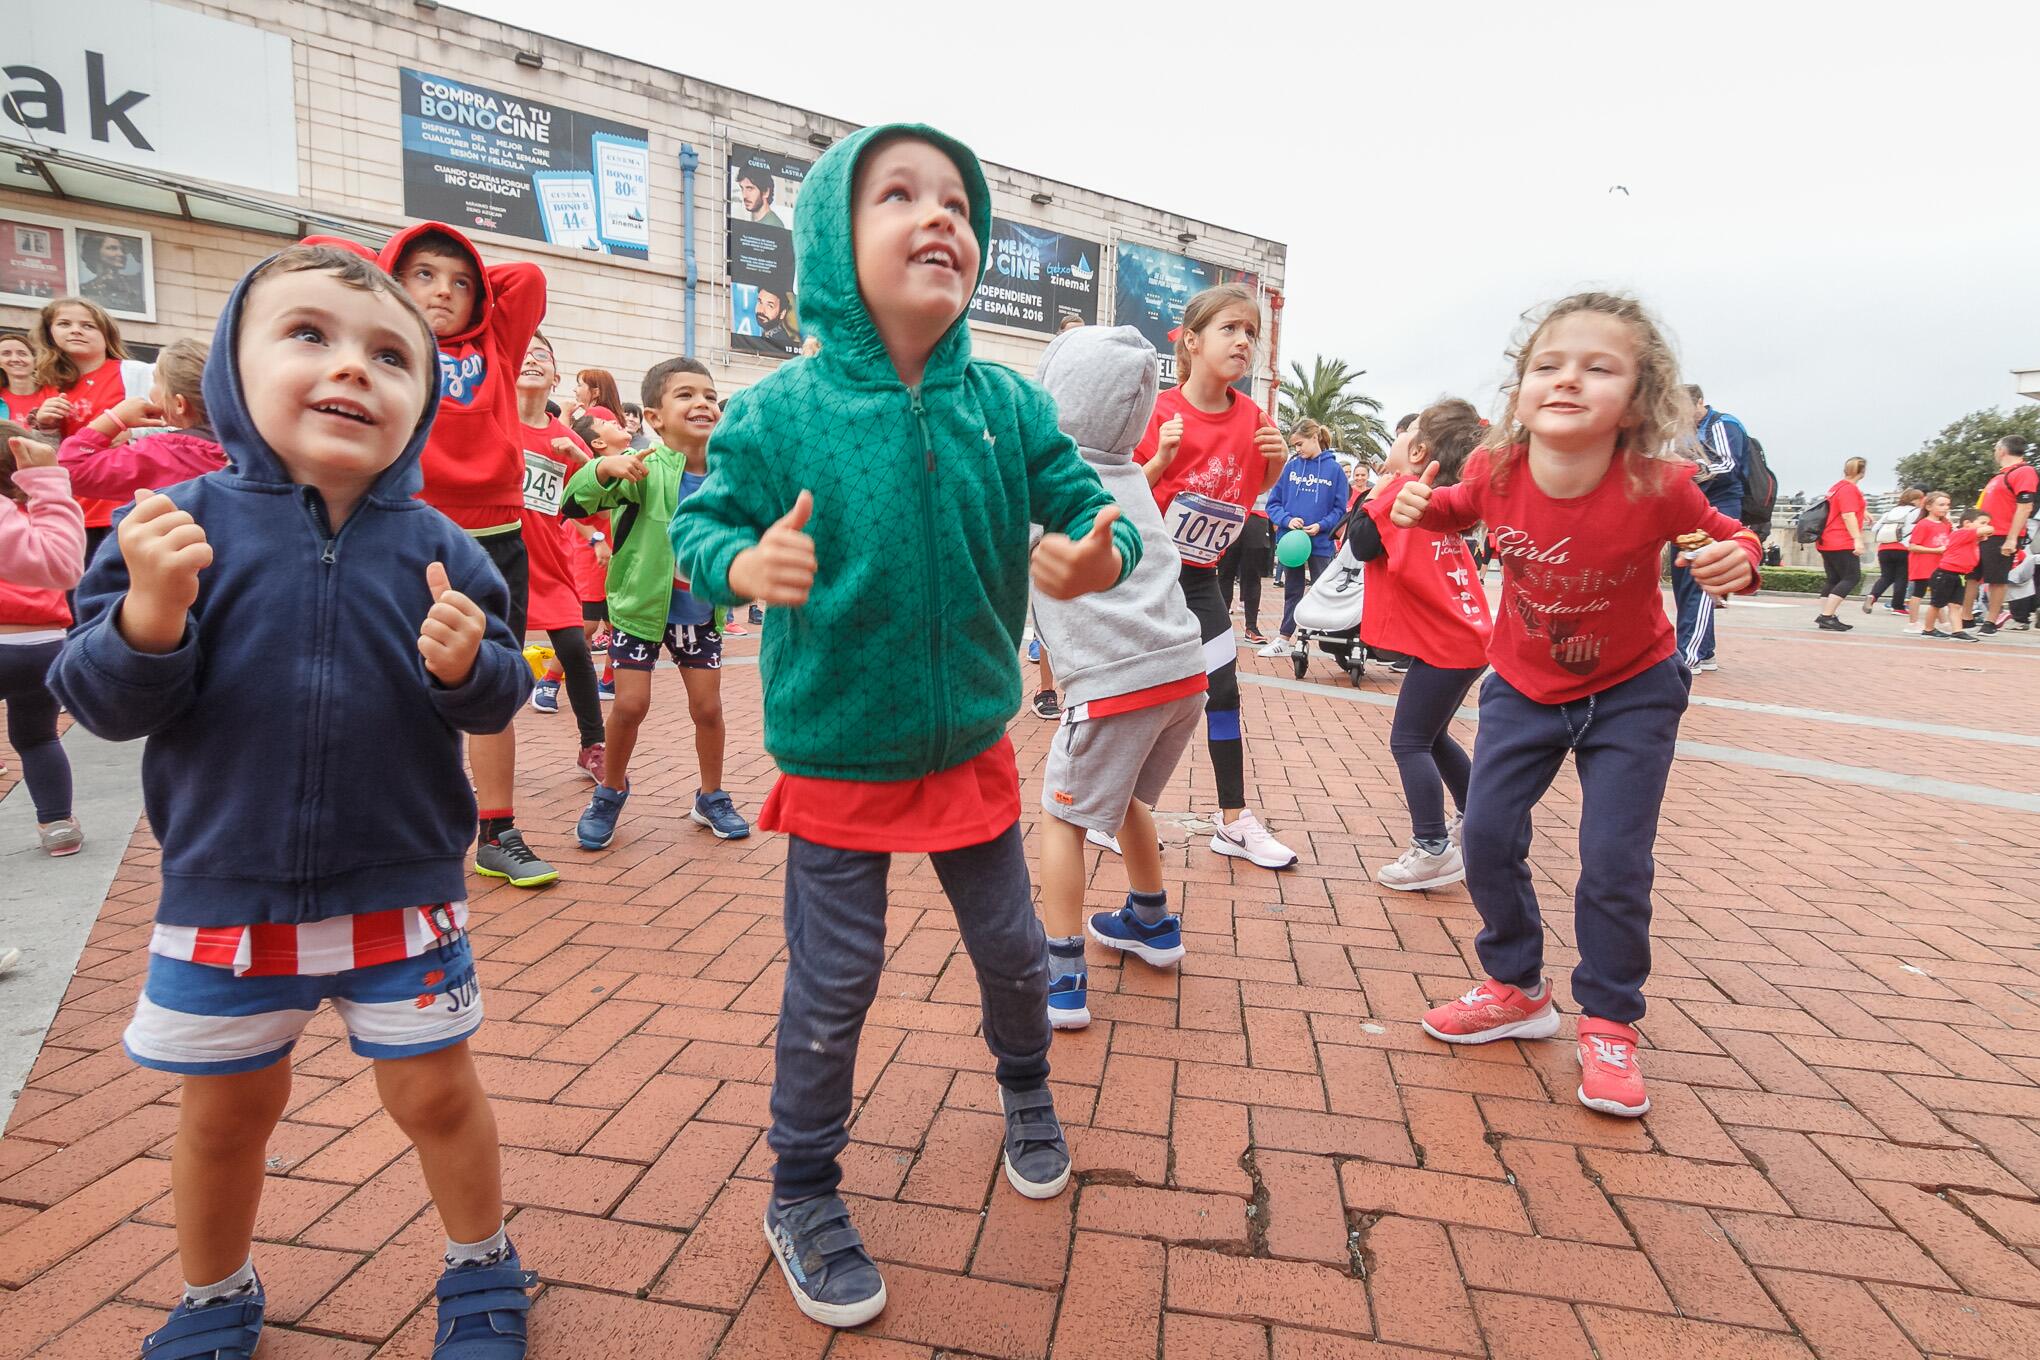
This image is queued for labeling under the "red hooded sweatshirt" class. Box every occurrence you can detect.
[305,223,546,532]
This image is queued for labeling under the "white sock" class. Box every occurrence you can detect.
[445,1223,510,1269]
[184,1257,256,1306]
[1522,980,1548,1002]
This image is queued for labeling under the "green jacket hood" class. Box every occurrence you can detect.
[795,122,992,388]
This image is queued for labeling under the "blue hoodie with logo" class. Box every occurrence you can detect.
[1265,449,1352,558]
[48,251,530,928]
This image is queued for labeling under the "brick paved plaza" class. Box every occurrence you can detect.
[3,594,2038,1359]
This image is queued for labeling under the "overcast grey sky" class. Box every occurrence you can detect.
[476,0,2037,496]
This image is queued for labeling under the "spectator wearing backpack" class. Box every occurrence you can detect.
[1863,488,1924,615]
[1814,457,1869,631]
[1674,385,1746,671]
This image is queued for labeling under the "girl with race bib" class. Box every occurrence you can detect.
[1134,282,1296,869]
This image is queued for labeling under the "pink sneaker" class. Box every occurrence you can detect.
[1576,1016,1649,1117]
[1421,979,1559,1045]
[577,743,606,783]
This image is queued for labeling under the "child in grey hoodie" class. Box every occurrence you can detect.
[1032,326,1208,1028]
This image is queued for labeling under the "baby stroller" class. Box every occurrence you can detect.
[1289,538,1368,685]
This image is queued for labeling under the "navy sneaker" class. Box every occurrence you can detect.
[999,1086,1071,1199]
[577,784,628,850]
[432,1242,536,1358]
[1088,903,1185,967]
[1047,969,1090,1029]
[140,1278,265,1358]
[597,674,615,701]
[748,605,764,625]
[528,678,560,714]
[764,1195,886,1328]
[691,789,751,840]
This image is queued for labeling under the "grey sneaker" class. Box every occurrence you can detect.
[473,828,559,887]
[763,1194,886,1328]
[37,817,82,857]
[999,1086,1071,1199]
[1376,840,1466,892]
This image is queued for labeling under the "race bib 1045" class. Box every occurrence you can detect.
[1163,491,1246,567]
[522,450,568,515]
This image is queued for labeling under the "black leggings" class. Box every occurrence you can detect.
[1389,660,1481,843]
[546,626,605,749]
[1820,548,1862,600]
[1866,547,1910,610]
[1179,565,1244,809]
[1217,516,1271,634]
[0,639,72,822]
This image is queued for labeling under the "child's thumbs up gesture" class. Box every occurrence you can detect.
[1389,462,1439,528]
[418,560,486,686]
[116,489,212,654]
[730,490,818,606]
[1033,505,1125,600]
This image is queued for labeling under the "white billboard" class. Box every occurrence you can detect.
[2,0,299,196]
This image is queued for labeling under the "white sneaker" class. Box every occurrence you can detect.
[1376,841,1466,891]
[0,947,19,978]
[1257,639,1291,658]
[1695,659,1718,672]
[1085,828,1122,855]
[1901,624,1923,634]
[1210,809,1298,869]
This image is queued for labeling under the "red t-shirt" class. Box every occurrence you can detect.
[760,736,1021,853]
[1940,526,1982,575]
[1133,387,1272,570]
[1361,473,1493,670]
[1818,480,1867,552]
[1980,463,2039,537]
[517,416,591,634]
[1418,447,1759,705]
[1,386,51,426]
[60,361,144,530]
[1907,518,1949,581]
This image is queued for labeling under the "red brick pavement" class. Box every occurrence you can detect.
[4,600,2040,1357]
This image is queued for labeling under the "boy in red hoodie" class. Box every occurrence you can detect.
[378,223,554,887]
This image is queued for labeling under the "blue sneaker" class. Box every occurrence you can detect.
[528,678,559,714]
[1026,637,1041,663]
[764,1194,886,1328]
[576,783,628,850]
[1088,903,1185,967]
[597,674,615,701]
[432,1242,536,1358]
[1048,969,1090,1029]
[691,789,750,840]
[140,1277,265,1358]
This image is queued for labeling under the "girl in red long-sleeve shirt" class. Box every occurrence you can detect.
[1390,292,1760,1119]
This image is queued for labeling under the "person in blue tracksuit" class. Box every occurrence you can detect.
[1262,418,1351,655]
[1676,384,1746,670]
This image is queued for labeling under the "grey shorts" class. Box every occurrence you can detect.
[1040,692,1204,833]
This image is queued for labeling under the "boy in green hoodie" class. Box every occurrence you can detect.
[673,124,1141,1329]
[565,357,750,851]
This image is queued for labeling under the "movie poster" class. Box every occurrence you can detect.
[1112,243,1259,388]
[968,219,1100,335]
[400,69,650,259]
[726,144,811,358]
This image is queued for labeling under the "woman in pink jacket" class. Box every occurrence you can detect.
[0,422,88,855]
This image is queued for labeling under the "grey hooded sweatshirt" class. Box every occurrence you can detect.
[1031,326,1206,708]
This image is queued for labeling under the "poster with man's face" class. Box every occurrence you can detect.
[727,144,812,358]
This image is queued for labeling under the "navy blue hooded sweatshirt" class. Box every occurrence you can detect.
[1265,449,1352,558]
[48,252,531,928]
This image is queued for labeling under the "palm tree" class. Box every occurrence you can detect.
[1276,356,1390,463]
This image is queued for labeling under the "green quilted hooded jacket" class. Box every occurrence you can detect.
[672,121,1139,781]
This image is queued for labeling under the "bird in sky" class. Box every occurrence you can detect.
[1609,185,1631,195]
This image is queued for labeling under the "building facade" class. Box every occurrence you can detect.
[2,0,1287,406]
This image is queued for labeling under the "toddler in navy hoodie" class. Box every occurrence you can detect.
[50,246,538,1360]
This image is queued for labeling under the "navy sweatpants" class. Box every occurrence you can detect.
[1460,656,1690,1024]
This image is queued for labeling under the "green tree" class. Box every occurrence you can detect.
[1276,356,1391,463]
[1894,405,2040,505]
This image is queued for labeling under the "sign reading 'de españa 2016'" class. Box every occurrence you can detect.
[1113,242,1259,387]
[400,70,649,259]
[968,219,1100,335]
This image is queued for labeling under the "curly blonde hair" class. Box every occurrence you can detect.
[1482,291,1697,497]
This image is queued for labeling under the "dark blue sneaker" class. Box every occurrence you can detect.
[1048,969,1090,1030]
[764,1195,886,1328]
[1088,903,1185,967]
[691,789,750,840]
[528,678,560,714]
[999,1086,1071,1198]
[432,1242,536,1358]
[576,783,628,850]
[140,1277,265,1358]
[597,674,615,701]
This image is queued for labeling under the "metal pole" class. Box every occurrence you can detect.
[1264,287,1284,421]
[678,144,699,358]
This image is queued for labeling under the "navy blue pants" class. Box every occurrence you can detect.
[1670,562,1716,664]
[1389,660,1484,843]
[0,639,70,822]
[1461,657,1690,1024]
[1278,553,1333,638]
[768,822,1049,1202]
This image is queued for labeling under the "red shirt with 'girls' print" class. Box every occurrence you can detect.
[1417,448,1759,705]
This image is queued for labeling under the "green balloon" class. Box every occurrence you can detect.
[1277,529,1314,569]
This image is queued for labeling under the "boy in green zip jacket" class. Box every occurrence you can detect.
[673,123,1141,1329]
[565,357,750,852]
